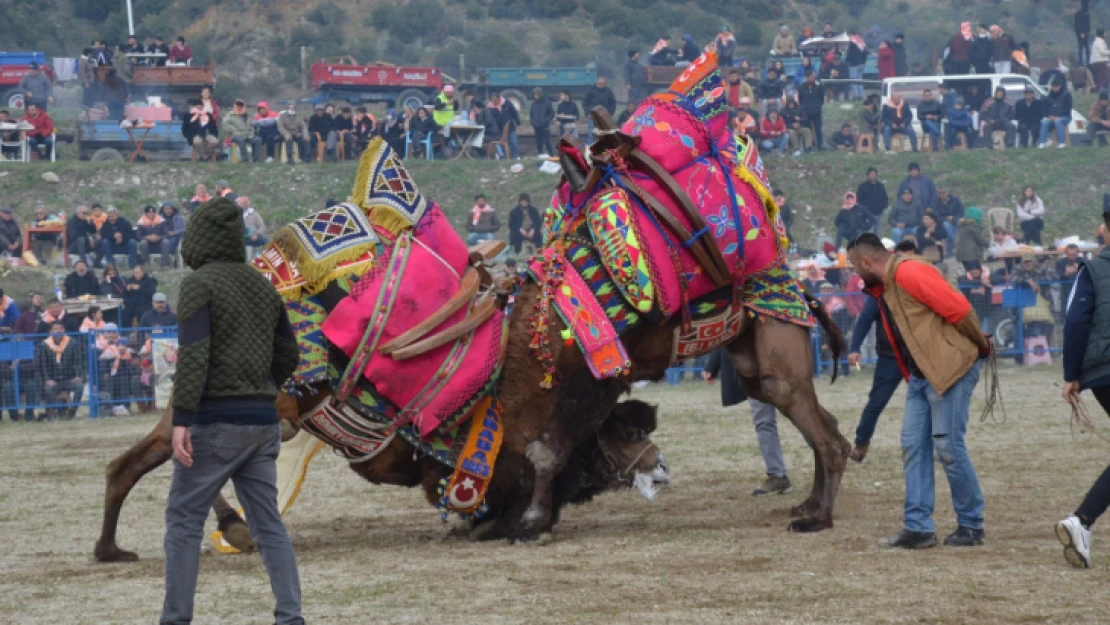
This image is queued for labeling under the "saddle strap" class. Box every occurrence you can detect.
[378,266,480,356]
[301,397,397,464]
[391,291,498,361]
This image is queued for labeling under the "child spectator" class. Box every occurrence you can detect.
[945,98,975,150]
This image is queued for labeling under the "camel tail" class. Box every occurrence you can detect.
[804,293,846,384]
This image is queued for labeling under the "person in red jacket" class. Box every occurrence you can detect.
[946,22,973,75]
[168,37,192,64]
[759,108,789,154]
[23,103,54,158]
[877,40,896,80]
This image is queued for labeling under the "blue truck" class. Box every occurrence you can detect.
[77,119,193,162]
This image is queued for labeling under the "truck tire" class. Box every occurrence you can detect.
[4,89,24,110]
[396,89,427,111]
[501,89,528,120]
[89,147,125,163]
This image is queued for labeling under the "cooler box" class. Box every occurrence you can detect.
[124,106,173,122]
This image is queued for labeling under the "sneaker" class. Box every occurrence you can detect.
[1038,143,1048,149]
[266,157,274,163]
[879,529,938,549]
[849,443,869,463]
[1056,515,1092,568]
[792,150,802,156]
[752,475,792,496]
[943,526,985,547]
[1057,143,1067,149]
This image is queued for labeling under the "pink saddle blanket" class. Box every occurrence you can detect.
[322,211,503,440]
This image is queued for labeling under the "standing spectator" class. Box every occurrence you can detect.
[465,195,500,246]
[897,163,937,214]
[933,187,965,242]
[508,193,542,255]
[780,97,811,155]
[529,89,555,157]
[137,205,171,267]
[650,36,675,66]
[772,25,797,56]
[834,192,874,247]
[168,37,192,64]
[102,70,129,120]
[182,101,219,162]
[881,93,917,152]
[955,207,990,270]
[66,204,100,267]
[716,27,737,67]
[111,44,133,85]
[725,69,755,108]
[846,31,868,101]
[857,167,889,235]
[759,109,789,154]
[1093,30,1109,91]
[877,40,896,81]
[1038,78,1073,149]
[1076,0,1092,68]
[148,36,170,66]
[889,188,924,243]
[774,189,795,243]
[1016,185,1046,245]
[555,91,580,138]
[24,103,54,158]
[1089,91,1110,146]
[830,123,857,151]
[916,210,949,256]
[432,84,458,128]
[980,87,1016,148]
[308,104,336,162]
[18,62,53,111]
[189,184,212,211]
[64,260,100,298]
[101,263,127,300]
[624,50,647,104]
[798,27,815,51]
[915,89,945,151]
[91,40,112,66]
[0,288,17,330]
[848,233,991,550]
[846,294,904,462]
[253,102,281,162]
[121,265,157,329]
[797,71,825,150]
[0,206,21,259]
[490,93,521,160]
[237,196,268,248]
[30,205,59,264]
[991,25,1016,74]
[100,207,138,268]
[582,78,616,141]
[970,24,994,74]
[1056,243,1083,295]
[679,34,700,64]
[277,102,309,164]
[1015,86,1044,147]
[34,321,85,420]
[5,301,39,421]
[947,23,974,75]
[224,99,262,163]
[78,48,97,107]
[892,33,909,77]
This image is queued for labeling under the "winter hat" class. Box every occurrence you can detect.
[965,206,983,223]
[823,242,836,254]
[180,197,246,270]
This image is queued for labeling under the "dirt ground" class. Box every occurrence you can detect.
[2,364,1108,624]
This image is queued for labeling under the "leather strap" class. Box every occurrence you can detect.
[467,239,506,264]
[391,292,497,361]
[378,267,480,356]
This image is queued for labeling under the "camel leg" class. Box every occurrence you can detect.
[518,370,624,540]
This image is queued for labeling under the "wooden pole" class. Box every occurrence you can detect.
[301,47,308,92]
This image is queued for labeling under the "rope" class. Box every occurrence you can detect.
[978,347,1007,425]
[597,432,658,485]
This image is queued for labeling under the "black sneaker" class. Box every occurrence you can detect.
[752,475,792,496]
[879,529,938,549]
[944,526,985,547]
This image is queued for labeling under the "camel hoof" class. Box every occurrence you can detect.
[94,543,140,563]
[787,517,834,533]
[222,521,256,553]
[790,501,820,518]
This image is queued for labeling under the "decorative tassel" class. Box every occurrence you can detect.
[367,208,414,237]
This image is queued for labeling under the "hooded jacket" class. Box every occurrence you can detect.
[172,198,299,427]
[254,102,281,141]
[955,211,990,264]
[1043,84,1074,119]
[223,110,253,139]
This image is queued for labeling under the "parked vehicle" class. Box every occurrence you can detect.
[310,58,444,110]
[94,63,215,113]
[77,119,192,162]
[476,63,597,118]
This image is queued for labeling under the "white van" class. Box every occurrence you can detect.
[880,74,1089,140]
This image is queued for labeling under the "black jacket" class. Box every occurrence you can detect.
[780,106,807,129]
[122,275,157,318]
[182,113,218,144]
[892,41,908,76]
[681,40,701,63]
[494,101,521,132]
[970,37,995,73]
[916,100,945,123]
[933,194,965,222]
[850,297,894,359]
[1076,7,1091,36]
[624,60,646,90]
[64,271,100,298]
[529,98,555,129]
[797,82,825,117]
[556,100,580,121]
[758,79,783,100]
[1043,88,1074,119]
[582,86,617,115]
[333,115,354,133]
[882,103,913,129]
[508,204,543,252]
[982,98,1015,125]
[705,348,747,406]
[834,204,874,235]
[66,216,97,247]
[1015,98,1044,126]
[846,42,867,67]
[101,276,126,299]
[308,113,334,136]
[139,308,178,328]
[100,217,135,245]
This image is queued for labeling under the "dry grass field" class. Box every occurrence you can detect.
[1,365,1108,624]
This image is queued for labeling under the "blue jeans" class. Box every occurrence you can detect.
[855,355,902,445]
[902,362,985,533]
[920,120,942,151]
[496,129,520,159]
[467,232,493,246]
[882,125,917,151]
[750,399,787,478]
[942,221,956,255]
[27,134,53,155]
[849,65,864,100]
[760,135,789,154]
[101,238,138,267]
[891,226,913,244]
[1038,117,1070,145]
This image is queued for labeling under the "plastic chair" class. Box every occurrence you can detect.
[856,133,874,154]
[991,131,1007,150]
[404,131,434,161]
[1023,336,1052,366]
[986,207,1015,234]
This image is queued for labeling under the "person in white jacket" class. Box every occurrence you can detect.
[1016,185,1046,245]
[1092,29,1109,91]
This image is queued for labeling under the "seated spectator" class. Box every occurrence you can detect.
[34,321,85,420]
[834,191,874,248]
[215,180,238,204]
[1014,86,1043,148]
[29,204,60,264]
[168,37,192,64]
[136,204,171,267]
[0,109,21,159]
[96,323,136,414]
[408,107,439,159]
[555,91,581,138]
[23,103,54,158]
[650,36,676,66]
[915,89,944,151]
[334,107,356,159]
[679,34,700,64]
[955,206,990,270]
[37,297,77,334]
[198,87,219,122]
[859,94,882,137]
[773,25,798,56]
[889,187,923,244]
[759,109,789,154]
[0,206,21,259]
[830,123,857,151]
[725,69,754,109]
[1038,78,1073,149]
[352,107,375,156]
[466,195,500,246]
[237,196,268,248]
[80,306,106,333]
[124,35,144,58]
[182,100,219,161]
[381,107,407,156]
[933,187,964,242]
[508,193,542,255]
[139,292,177,329]
[1088,91,1110,146]
[121,264,156,328]
[1056,243,1082,293]
[159,202,184,258]
[734,98,759,137]
[189,184,212,211]
[276,102,308,164]
[64,259,100,298]
[148,36,170,66]
[100,263,127,301]
[66,204,101,267]
[616,100,636,127]
[780,97,811,155]
[945,97,975,149]
[965,83,988,125]
[980,87,1015,149]
[224,99,262,163]
[758,69,784,114]
[916,209,948,256]
[881,93,917,152]
[252,101,281,162]
[1016,185,1045,245]
[309,104,338,162]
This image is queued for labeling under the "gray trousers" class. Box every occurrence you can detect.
[162,423,304,625]
[749,399,787,478]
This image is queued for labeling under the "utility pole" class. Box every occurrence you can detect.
[126,0,135,36]
[301,47,308,91]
